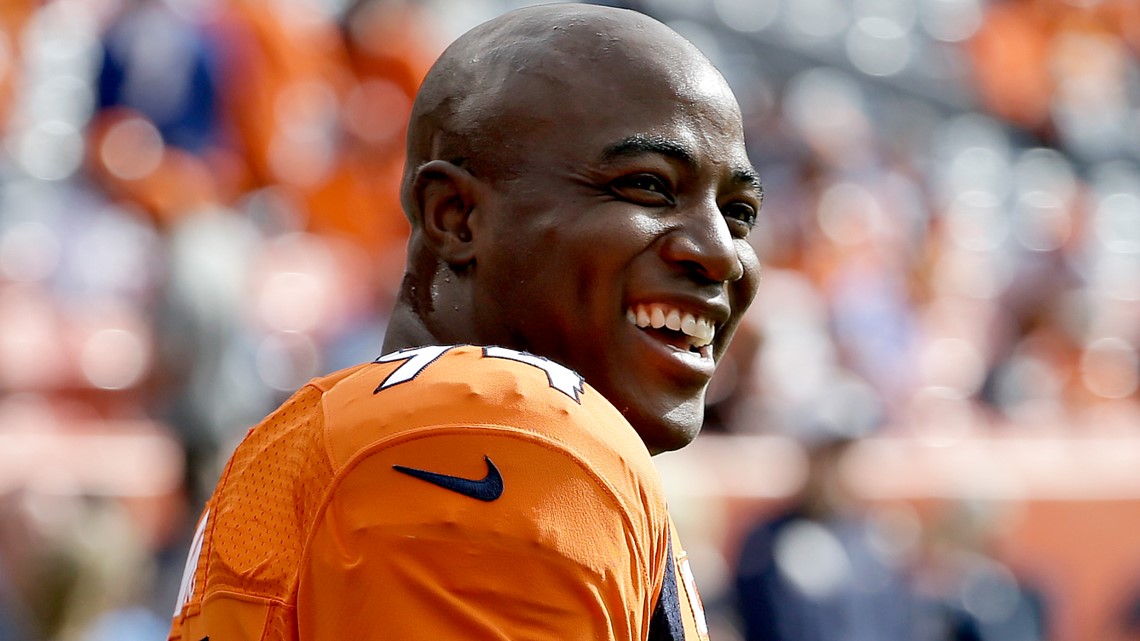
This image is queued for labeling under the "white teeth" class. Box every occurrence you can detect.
[626,304,716,348]
[681,313,696,336]
[637,307,651,326]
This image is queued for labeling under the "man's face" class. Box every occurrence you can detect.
[469,51,762,453]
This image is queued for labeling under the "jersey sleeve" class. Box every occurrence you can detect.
[297,426,665,641]
[168,383,339,641]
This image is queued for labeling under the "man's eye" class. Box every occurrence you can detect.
[630,175,665,192]
[723,202,757,233]
[612,174,674,204]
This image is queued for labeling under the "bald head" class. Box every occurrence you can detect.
[400,3,728,219]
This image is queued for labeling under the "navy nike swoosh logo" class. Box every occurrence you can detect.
[393,456,504,501]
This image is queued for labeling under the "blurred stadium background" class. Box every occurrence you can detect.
[0,0,1137,639]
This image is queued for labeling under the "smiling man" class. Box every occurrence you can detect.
[169,4,762,641]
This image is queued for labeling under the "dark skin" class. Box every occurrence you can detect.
[383,3,763,454]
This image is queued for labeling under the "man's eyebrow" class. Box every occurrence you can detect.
[732,167,765,202]
[601,134,696,165]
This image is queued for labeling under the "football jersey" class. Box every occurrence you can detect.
[169,345,709,640]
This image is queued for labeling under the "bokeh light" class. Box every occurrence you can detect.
[79,327,149,390]
[0,221,61,282]
[14,120,84,180]
[100,116,165,180]
[713,0,779,33]
[784,0,850,41]
[846,16,913,77]
[1081,337,1140,399]
[918,0,982,43]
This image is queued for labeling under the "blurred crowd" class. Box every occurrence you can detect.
[0,0,1136,640]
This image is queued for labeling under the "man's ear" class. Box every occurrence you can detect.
[411,159,482,267]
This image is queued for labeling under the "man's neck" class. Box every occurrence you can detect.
[381,303,441,354]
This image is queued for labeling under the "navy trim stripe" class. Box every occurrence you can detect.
[648,535,684,641]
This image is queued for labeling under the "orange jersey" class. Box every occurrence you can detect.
[169,345,709,640]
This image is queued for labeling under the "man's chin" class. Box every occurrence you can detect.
[632,402,704,456]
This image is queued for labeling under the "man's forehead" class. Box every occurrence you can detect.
[510,55,742,141]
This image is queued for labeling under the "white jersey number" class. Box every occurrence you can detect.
[374,345,584,402]
[173,510,209,616]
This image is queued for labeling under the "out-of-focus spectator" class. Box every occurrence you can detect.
[1115,574,1140,640]
[734,436,921,641]
[209,0,444,274]
[0,2,34,130]
[87,0,230,226]
[967,0,1140,161]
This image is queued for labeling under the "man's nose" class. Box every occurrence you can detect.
[660,200,744,284]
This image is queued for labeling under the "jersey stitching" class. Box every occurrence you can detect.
[184,446,242,619]
[291,424,653,604]
[199,589,292,608]
[315,384,337,472]
[306,375,334,394]
[256,600,280,641]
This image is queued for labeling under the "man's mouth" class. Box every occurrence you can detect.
[625,304,715,358]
